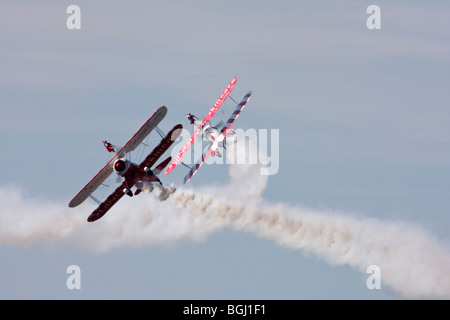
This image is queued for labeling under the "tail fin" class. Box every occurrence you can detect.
[153,156,172,175]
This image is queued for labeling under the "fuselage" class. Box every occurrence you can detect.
[113,159,159,191]
[202,122,226,149]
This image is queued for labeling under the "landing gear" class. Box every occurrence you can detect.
[123,188,133,197]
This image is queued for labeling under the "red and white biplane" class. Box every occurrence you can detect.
[165,77,251,183]
[69,106,182,222]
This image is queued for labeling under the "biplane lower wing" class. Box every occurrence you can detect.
[164,126,201,175]
[152,156,172,175]
[68,106,167,208]
[165,77,237,175]
[87,181,128,222]
[183,146,216,184]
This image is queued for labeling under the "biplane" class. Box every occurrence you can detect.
[165,77,251,184]
[68,106,182,222]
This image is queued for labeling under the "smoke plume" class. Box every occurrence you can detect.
[0,137,449,299]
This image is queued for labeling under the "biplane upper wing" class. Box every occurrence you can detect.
[200,77,237,126]
[165,77,237,175]
[68,106,167,208]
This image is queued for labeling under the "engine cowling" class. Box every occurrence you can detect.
[113,159,130,175]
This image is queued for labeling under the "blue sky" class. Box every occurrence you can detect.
[1,1,450,299]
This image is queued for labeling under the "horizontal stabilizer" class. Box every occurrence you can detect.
[153,156,172,175]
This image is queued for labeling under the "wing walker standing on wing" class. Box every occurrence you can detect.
[102,140,116,153]
[186,113,199,126]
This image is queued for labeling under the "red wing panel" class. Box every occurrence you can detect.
[139,124,182,170]
[220,91,252,136]
[165,77,236,175]
[200,77,237,126]
[183,147,215,184]
[165,126,201,174]
[87,181,128,222]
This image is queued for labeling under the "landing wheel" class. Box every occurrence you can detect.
[123,188,133,197]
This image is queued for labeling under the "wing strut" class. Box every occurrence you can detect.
[181,162,192,170]
[154,126,166,139]
[89,194,102,205]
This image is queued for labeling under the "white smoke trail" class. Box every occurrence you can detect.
[169,191,450,299]
[0,187,86,246]
[0,136,449,299]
